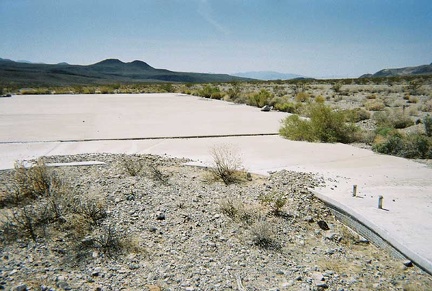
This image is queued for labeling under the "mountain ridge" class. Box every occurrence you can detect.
[232,71,304,80]
[361,63,432,78]
[0,58,251,86]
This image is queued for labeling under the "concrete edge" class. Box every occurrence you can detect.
[0,133,279,145]
[46,161,107,167]
[311,190,432,275]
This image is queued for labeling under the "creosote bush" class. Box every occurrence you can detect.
[424,114,432,137]
[372,131,432,159]
[279,103,359,143]
[364,100,385,111]
[373,109,414,129]
[249,89,273,108]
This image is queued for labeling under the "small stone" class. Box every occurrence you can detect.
[129,263,140,270]
[12,284,27,291]
[324,232,337,240]
[281,280,294,287]
[317,220,330,230]
[356,237,369,244]
[316,282,328,288]
[312,272,324,282]
[304,216,314,223]
[56,281,71,290]
[92,267,102,276]
[156,212,165,220]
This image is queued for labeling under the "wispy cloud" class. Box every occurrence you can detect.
[197,0,230,35]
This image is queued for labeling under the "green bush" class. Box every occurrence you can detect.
[280,104,359,143]
[372,132,432,159]
[424,114,432,137]
[373,109,414,129]
[295,91,309,102]
[365,100,386,111]
[344,108,371,122]
[249,89,273,107]
[274,102,301,113]
[199,85,220,98]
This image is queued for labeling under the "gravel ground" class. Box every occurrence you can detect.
[1,153,431,291]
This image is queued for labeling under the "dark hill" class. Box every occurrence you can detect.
[0,58,251,86]
[361,63,432,78]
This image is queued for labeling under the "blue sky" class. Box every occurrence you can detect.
[1,0,431,78]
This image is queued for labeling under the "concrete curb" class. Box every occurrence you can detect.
[312,190,432,275]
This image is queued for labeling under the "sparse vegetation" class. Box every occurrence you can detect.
[258,192,287,216]
[1,154,431,290]
[250,219,278,249]
[120,155,145,176]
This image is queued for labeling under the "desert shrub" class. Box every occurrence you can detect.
[344,108,371,122]
[249,89,273,107]
[120,155,145,176]
[365,100,385,111]
[373,109,414,129]
[372,132,432,159]
[279,115,315,141]
[314,95,325,104]
[208,145,245,185]
[295,91,309,102]
[279,104,359,143]
[273,101,301,113]
[424,114,432,137]
[69,193,106,224]
[1,159,108,242]
[160,83,174,93]
[12,159,61,203]
[332,82,342,93]
[93,224,123,257]
[408,96,419,104]
[219,198,257,224]
[199,85,220,98]
[227,84,241,100]
[220,198,241,219]
[421,99,432,112]
[7,204,51,241]
[258,192,287,216]
[250,219,278,249]
[148,163,169,185]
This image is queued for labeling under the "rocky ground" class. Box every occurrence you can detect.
[0,153,431,291]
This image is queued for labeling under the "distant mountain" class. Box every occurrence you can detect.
[0,58,251,86]
[232,71,304,81]
[361,63,432,78]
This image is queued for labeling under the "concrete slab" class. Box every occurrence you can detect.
[0,93,287,142]
[1,93,431,273]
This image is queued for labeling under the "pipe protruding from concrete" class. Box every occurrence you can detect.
[352,185,357,197]
[378,195,383,209]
